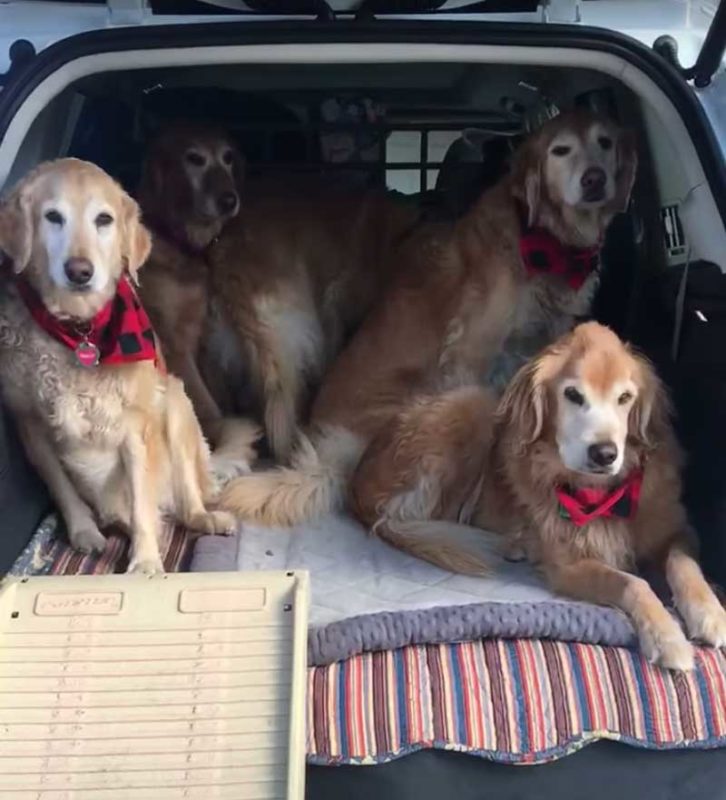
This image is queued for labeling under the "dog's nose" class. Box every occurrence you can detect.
[63,257,94,286]
[588,442,618,468]
[217,191,239,215]
[581,167,606,198]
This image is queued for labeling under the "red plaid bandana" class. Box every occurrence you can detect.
[556,470,643,527]
[519,228,600,291]
[17,276,158,369]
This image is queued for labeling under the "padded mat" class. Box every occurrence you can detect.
[192,514,639,665]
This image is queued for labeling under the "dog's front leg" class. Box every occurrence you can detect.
[16,416,106,554]
[665,541,726,650]
[546,558,694,670]
[120,414,164,575]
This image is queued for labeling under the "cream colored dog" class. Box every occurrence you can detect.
[0,159,235,573]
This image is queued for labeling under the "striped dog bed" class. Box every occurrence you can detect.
[307,640,726,765]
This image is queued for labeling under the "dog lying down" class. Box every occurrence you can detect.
[350,322,726,670]
[0,159,238,574]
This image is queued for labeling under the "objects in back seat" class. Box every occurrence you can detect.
[319,96,386,188]
[435,131,513,219]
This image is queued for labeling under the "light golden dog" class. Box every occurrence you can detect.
[219,110,637,524]
[0,159,235,573]
[349,322,726,671]
[138,123,418,465]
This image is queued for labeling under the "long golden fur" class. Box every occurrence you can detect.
[219,110,637,524]
[139,123,418,465]
[206,175,418,463]
[0,159,235,573]
[349,322,726,670]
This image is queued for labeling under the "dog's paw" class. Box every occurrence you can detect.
[685,602,726,649]
[187,510,237,537]
[639,622,695,671]
[69,525,107,555]
[127,556,165,576]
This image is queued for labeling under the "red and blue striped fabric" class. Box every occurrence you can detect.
[306,640,726,765]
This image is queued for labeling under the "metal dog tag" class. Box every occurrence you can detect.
[75,339,100,368]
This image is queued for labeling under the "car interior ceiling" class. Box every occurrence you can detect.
[2,59,726,587]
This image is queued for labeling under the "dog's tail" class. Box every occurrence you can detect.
[217,426,365,527]
[372,518,500,575]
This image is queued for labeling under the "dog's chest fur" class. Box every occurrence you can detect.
[528,509,635,572]
[0,291,158,448]
[486,271,599,392]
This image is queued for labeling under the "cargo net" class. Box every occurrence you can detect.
[227,95,524,204]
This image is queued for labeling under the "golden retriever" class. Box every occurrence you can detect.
[349,322,726,671]
[137,124,259,476]
[206,175,420,463]
[219,110,637,524]
[0,159,235,573]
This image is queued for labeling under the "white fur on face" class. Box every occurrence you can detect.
[39,194,118,294]
[545,123,619,209]
[555,374,637,475]
[182,141,238,220]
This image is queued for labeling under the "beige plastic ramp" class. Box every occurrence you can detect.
[0,570,309,800]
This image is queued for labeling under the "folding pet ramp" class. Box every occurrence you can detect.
[0,570,309,800]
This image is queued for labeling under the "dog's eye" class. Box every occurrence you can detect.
[564,387,585,406]
[598,136,614,151]
[185,151,206,167]
[551,145,572,157]
[44,210,64,225]
[618,391,633,405]
[222,150,234,166]
[95,212,113,228]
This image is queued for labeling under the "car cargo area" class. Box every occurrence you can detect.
[3,49,725,567]
[1,29,726,800]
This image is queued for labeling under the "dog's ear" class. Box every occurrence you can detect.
[120,193,152,282]
[629,350,672,448]
[497,359,546,448]
[0,182,35,274]
[510,136,543,228]
[497,335,574,449]
[613,127,638,214]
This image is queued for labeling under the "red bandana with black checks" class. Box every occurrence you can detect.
[17,276,158,366]
[555,470,643,526]
[519,228,600,290]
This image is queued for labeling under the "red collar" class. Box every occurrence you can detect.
[519,224,601,291]
[556,470,643,526]
[17,276,158,369]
